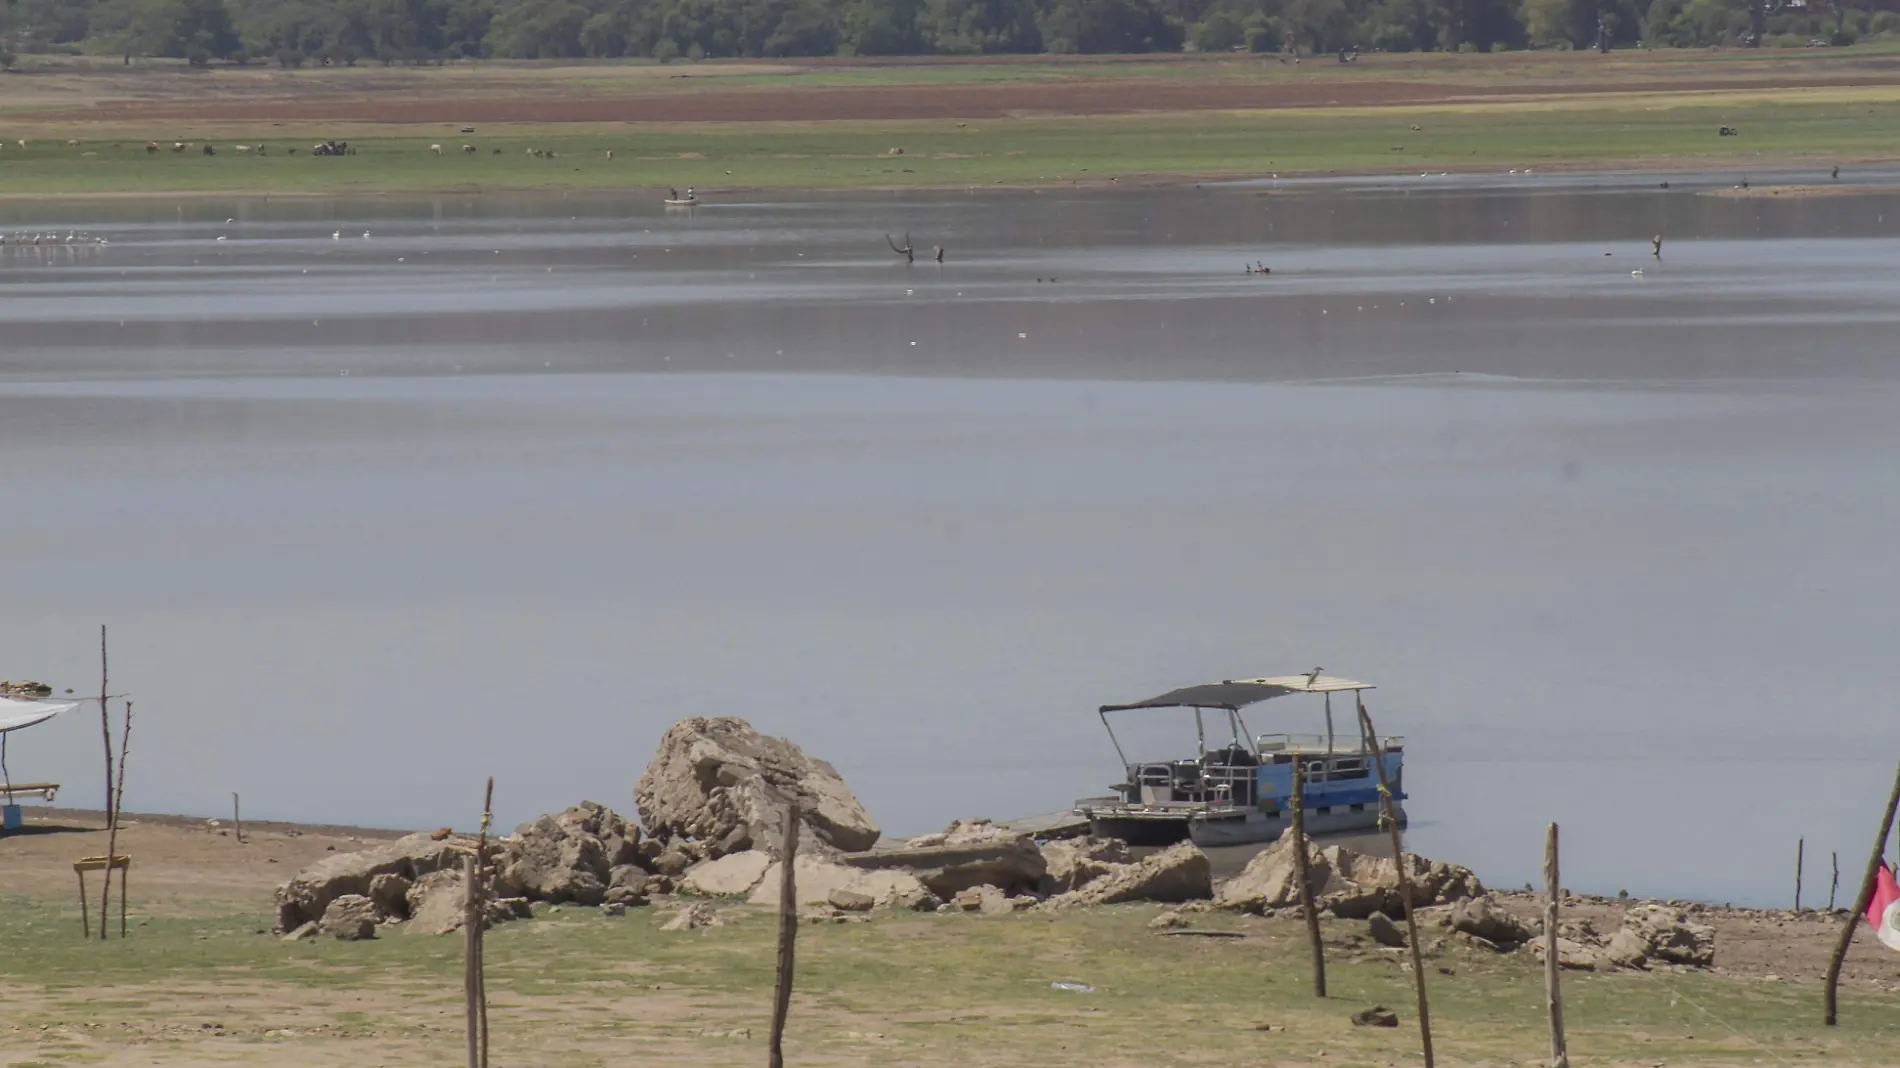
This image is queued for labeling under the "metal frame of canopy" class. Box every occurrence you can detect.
[0,699,77,819]
[1095,674,1378,768]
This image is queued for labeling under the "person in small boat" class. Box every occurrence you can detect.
[670,187,679,201]
[686,186,695,201]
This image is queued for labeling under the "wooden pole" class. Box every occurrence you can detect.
[476,777,493,1068]
[233,793,244,845]
[98,625,112,827]
[1831,851,1840,911]
[76,869,89,936]
[101,699,132,940]
[1544,823,1568,1068]
[1825,757,1900,1025]
[768,804,801,1068]
[1357,697,1433,1068]
[1290,757,1326,997]
[1796,837,1805,912]
[464,853,481,1068]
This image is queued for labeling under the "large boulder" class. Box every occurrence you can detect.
[405,870,533,937]
[495,802,644,906]
[1450,896,1532,945]
[1319,845,1484,920]
[276,833,469,931]
[635,717,879,860]
[320,895,380,940]
[1040,837,1129,895]
[843,820,1046,897]
[1048,841,1213,908]
[680,850,775,898]
[1214,827,1334,913]
[748,855,932,910]
[1616,904,1715,967]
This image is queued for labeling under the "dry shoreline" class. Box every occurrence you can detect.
[0,155,1893,203]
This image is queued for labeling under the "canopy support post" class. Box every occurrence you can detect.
[1324,693,1335,754]
[1194,708,1206,761]
[1098,710,1129,769]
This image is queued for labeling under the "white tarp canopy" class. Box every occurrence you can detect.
[0,697,79,734]
[1100,674,1373,713]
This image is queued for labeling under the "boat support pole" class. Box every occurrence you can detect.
[1358,696,1433,1068]
[1099,710,1129,769]
[1324,692,1335,754]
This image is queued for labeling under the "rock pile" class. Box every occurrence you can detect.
[842,819,1046,897]
[1214,827,1484,918]
[634,717,880,861]
[0,680,53,699]
[1604,904,1716,968]
[1045,840,1213,908]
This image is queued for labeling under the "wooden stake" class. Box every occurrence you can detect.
[98,625,112,827]
[476,777,493,1068]
[768,804,801,1068]
[101,699,132,940]
[1825,757,1900,1025]
[1830,851,1840,912]
[232,793,244,845]
[464,853,481,1068]
[1544,823,1568,1068]
[1796,837,1805,912]
[1290,757,1326,997]
[1357,698,1432,1068]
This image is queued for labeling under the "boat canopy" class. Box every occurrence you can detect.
[0,697,79,734]
[1099,675,1372,713]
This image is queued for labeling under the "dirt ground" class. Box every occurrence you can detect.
[0,808,407,912]
[10,51,1900,126]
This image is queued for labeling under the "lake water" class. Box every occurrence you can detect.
[4,174,1900,907]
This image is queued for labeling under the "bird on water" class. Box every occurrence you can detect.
[1652,235,1663,258]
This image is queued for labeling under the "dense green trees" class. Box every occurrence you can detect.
[0,0,1882,64]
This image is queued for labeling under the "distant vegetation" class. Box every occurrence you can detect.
[0,0,1894,69]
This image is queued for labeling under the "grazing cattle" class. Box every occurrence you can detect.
[67,139,79,146]
[430,144,442,155]
[460,126,475,134]
[173,142,187,152]
[145,142,160,153]
[606,150,613,161]
[202,144,215,156]
[235,144,251,154]
[462,144,476,154]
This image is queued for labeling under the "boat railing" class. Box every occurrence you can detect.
[1256,733,1404,754]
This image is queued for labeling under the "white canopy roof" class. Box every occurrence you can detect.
[1100,674,1372,713]
[0,697,79,734]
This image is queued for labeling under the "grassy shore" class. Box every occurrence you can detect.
[0,50,1897,196]
[0,895,1893,1067]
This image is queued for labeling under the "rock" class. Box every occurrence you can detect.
[1618,904,1714,967]
[1047,841,1212,908]
[368,873,413,921]
[281,921,319,942]
[1529,936,1600,971]
[651,846,697,878]
[1450,896,1532,945]
[320,895,379,940]
[276,833,469,930]
[661,902,723,931]
[892,884,941,912]
[1367,911,1407,948]
[1040,837,1130,895]
[750,855,931,910]
[1322,846,1485,920]
[828,888,875,912]
[634,717,880,860]
[841,820,1046,897]
[601,901,626,917]
[405,870,532,936]
[1150,910,1190,930]
[949,885,1015,915]
[603,885,649,908]
[494,805,642,906]
[1215,827,1333,913]
[1351,1006,1399,1028]
[680,850,775,898]
[1604,927,1650,969]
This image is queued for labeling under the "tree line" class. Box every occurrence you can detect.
[0,0,1891,69]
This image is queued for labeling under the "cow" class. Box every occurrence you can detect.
[202,144,215,156]
[431,144,442,155]
[462,144,476,154]
[145,142,160,153]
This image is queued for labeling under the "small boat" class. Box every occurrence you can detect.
[663,197,699,208]
[1073,672,1406,847]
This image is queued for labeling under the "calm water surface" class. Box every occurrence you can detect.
[4,179,1899,906]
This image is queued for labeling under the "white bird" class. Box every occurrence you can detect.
[215,235,227,242]
[1631,269,1644,277]
[1304,666,1324,686]
[332,231,341,240]
[362,231,370,239]
[225,218,234,225]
